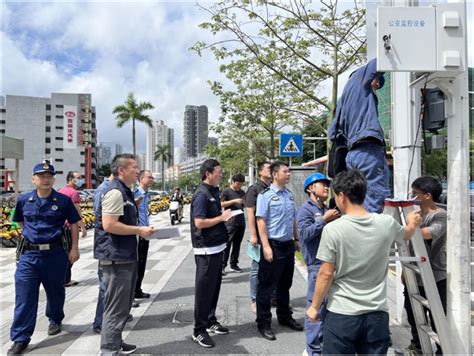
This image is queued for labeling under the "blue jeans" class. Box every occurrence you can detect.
[323,310,390,355]
[305,265,327,355]
[93,264,105,329]
[346,143,390,213]
[249,259,259,302]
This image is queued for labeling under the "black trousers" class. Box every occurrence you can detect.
[194,251,224,334]
[222,225,246,268]
[404,279,447,353]
[256,240,294,328]
[135,238,150,294]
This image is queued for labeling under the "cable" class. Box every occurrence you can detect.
[406,77,428,199]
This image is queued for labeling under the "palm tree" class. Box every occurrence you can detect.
[113,92,154,157]
[154,144,172,191]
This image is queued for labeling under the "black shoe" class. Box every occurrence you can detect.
[279,318,303,331]
[258,325,276,340]
[126,314,133,322]
[134,291,150,299]
[7,342,29,355]
[47,323,61,335]
[206,322,229,335]
[132,300,139,308]
[93,326,101,334]
[192,331,215,348]
[120,342,137,354]
[229,265,243,273]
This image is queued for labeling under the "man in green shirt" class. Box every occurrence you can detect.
[306,169,421,354]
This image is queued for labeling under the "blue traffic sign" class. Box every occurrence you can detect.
[279,133,303,157]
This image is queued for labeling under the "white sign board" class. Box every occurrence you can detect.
[63,105,78,149]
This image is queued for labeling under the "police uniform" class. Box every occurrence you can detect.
[10,163,81,347]
[255,184,301,333]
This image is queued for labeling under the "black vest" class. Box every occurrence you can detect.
[190,183,228,248]
[94,178,138,262]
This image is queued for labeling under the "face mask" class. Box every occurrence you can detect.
[75,178,84,188]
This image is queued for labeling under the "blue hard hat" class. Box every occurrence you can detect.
[304,173,330,192]
[33,162,56,175]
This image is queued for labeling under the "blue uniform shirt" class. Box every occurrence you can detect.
[328,58,386,150]
[296,199,327,266]
[256,184,296,241]
[13,189,81,244]
[134,186,150,226]
[93,179,111,213]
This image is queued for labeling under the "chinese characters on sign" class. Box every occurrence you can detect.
[388,19,426,27]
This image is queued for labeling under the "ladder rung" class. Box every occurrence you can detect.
[410,293,430,309]
[402,262,421,274]
[418,324,440,345]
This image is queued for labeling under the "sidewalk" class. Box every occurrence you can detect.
[1,206,411,355]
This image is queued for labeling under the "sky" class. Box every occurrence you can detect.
[1,0,473,155]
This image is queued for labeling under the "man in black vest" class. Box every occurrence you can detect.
[191,159,233,348]
[94,154,154,355]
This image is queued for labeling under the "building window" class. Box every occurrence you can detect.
[55,137,63,141]
[0,129,5,134]
[55,148,64,152]
[55,158,64,162]
[0,108,6,113]
[55,115,63,119]
[0,120,5,124]
[45,148,51,154]
[46,126,51,132]
[46,116,51,122]
[55,104,64,108]
[56,171,63,174]
[46,104,51,110]
[55,126,63,130]
[45,137,51,143]
[80,163,85,167]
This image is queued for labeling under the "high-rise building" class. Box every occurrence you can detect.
[146,120,174,176]
[97,143,113,167]
[183,105,208,160]
[137,154,147,171]
[0,93,98,191]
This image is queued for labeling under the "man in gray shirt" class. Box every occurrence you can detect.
[306,170,421,354]
[404,176,446,354]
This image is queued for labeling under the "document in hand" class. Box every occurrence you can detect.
[247,242,260,262]
[146,227,181,240]
[225,209,244,221]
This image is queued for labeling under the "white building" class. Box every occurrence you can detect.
[146,120,174,176]
[0,93,98,191]
[179,153,208,175]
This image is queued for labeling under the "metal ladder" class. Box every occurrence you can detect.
[384,199,453,355]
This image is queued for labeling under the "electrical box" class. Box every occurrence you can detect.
[377,4,466,73]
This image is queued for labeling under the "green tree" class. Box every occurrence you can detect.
[113,92,154,157]
[154,144,172,191]
[97,163,111,179]
[193,0,367,127]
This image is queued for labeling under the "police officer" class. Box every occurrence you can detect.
[8,162,81,355]
[296,173,340,355]
[255,161,303,340]
[191,159,233,348]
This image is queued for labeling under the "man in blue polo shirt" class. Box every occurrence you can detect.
[8,162,81,355]
[255,161,303,341]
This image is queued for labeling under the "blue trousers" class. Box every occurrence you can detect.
[305,265,327,355]
[323,310,390,355]
[249,259,259,302]
[11,248,68,343]
[93,264,105,329]
[346,143,390,213]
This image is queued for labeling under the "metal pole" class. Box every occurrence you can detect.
[389,0,422,323]
[249,141,254,186]
[446,33,471,354]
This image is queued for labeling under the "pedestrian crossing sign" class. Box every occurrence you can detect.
[279,133,303,157]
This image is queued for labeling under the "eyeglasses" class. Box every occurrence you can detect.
[410,190,426,198]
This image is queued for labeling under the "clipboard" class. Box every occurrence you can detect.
[145,227,181,240]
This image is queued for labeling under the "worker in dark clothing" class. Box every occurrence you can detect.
[191,159,233,348]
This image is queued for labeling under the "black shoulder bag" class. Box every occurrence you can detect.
[327,116,348,178]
